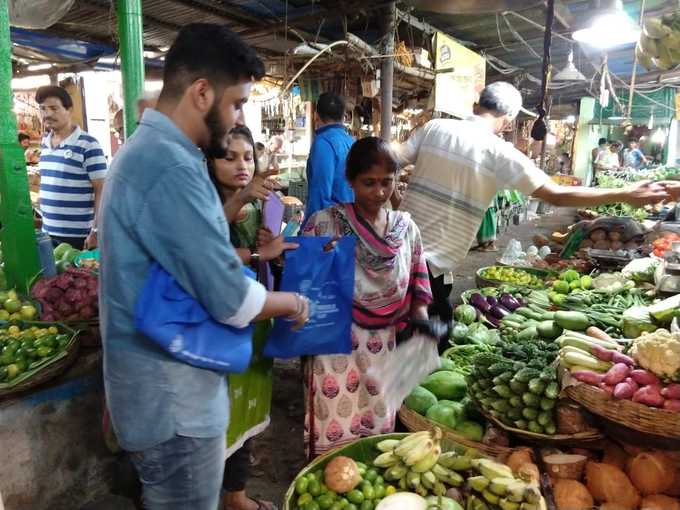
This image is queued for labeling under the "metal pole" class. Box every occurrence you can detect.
[380,2,396,140]
[0,0,40,293]
[117,0,145,139]
[627,0,646,120]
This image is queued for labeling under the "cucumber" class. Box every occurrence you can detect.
[554,311,590,331]
[508,379,529,396]
[537,411,552,427]
[503,313,527,324]
[514,368,540,384]
[517,326,538,342]
[522,392,541,408]
[544,382,559,400]
[493,372,513,385]
[544,421,557,435]
[509,380,528,394]
[509,395,522,408]
[527,420,544,434]
[491,399,511,413]
[522,407,539,420]
[507,407,523,421]
[528,379,547,396]
[493,384,513,399]
[514,419,528,430]
[514,307,535,318]
[536,320,563,340]
[540,397,556,411]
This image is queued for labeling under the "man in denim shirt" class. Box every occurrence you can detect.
[99,24,308,509]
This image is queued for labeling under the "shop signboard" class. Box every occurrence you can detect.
[434,32,486,118]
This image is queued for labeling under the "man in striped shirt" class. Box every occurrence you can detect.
[396,82,670,322]
[37,85,107,250]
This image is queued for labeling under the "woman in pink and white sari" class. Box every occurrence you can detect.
[302,137,432,456]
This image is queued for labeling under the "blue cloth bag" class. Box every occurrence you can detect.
[134,262,254,373]
[264,236,355,358]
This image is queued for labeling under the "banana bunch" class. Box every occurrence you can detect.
[465,459,545,510]
[374,430,445,497]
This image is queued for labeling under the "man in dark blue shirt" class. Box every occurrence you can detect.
[305,92,354,220]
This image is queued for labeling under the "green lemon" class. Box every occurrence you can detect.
[329,504,344,510]
[317,494,335,509]
[346,504,358,510]
[360,483,374,501]
[0,366,7,381]
[36,346,54,358]
[297,493,313,507]
[373,476,384,486]
[296,477,310,495]
[0,310,10,321]
[308,479,322,497]
[373,485,385,500]
[303,501,320,510]
[6,363,20,380]
[363,469,378,483]
[360,501,373,510]
[3,299,21,314]
[347,490,364,505]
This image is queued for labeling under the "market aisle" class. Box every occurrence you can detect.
[244,205,576,505]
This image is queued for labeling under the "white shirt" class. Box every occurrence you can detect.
[397,117,550,278]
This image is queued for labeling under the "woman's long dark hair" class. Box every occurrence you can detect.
[207,125,259,203]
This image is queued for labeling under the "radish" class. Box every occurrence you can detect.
[632,385,665,407]
[611,351,635,367]
[624,377,639,394]
[603,363,631,386]
[629,369,661,387]
[572,370,604,385]
[590,344,615,362]
[598,382,615,396]
[614,381,635,400]
[661,383,680,400]
[663,399,680,412]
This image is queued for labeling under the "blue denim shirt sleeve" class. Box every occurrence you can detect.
[136,164,263,325]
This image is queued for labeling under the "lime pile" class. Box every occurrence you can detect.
[0,325,71,382]
[294,463,395,510]
[480,267,543,288]
[0,289,37,321]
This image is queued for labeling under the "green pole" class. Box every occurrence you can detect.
[0,0,40,294]
[117,0,145,139]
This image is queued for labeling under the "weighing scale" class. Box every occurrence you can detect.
[656,241,680,294]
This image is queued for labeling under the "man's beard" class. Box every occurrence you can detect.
[202,103,229,159]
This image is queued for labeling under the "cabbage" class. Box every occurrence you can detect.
[467,322,491,345]
[623,306,658,338]
[622,257,660,284]
[454,304,477,326]
[648,294,680,325]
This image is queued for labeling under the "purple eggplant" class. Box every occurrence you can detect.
[483,313,501,328]
[499,293,521,311]
[486,296,498,307]
[469,293,491,313]
[489,305,511,319]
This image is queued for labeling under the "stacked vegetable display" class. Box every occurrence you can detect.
[404,358,487,442]
[561,328,680,410]
[31,267,98,322]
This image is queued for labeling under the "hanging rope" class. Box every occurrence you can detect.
[531,0,554,142]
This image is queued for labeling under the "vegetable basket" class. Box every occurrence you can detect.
[475,267,550,289]
[564,382,680,442]
[470,394,603,446]
[283,432,488,510]
[0,321,81,400]
[398,405,512,459]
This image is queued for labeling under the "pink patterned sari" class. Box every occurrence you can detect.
[302,203,432,455]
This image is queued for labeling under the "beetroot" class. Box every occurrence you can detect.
[32,268,99,321]
[73,278,88,289]
[45,287,64,304]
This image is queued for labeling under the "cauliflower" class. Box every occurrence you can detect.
[630,329,680,382]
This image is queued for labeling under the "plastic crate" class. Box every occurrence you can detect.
[287,179,307,204]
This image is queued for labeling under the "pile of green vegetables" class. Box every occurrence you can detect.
[467,336,560,435]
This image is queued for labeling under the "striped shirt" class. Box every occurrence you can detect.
[39,126,107,238]
[397,117,549,278]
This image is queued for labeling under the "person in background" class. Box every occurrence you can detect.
[208,126,290,510]
[18,132,31,149]
[99,24,309,510]
[304,92,354,220]
[624,139,650,169]
[592,137,608,163]
[302,137,432,456]
[395,82,670,323]
[36,85,107,250]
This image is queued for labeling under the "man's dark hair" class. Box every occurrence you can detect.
[610,141,621,149]
[17,132,30,143]
[346,137,398,181]
[35,86,73,109]
[316,92,346,123]
[161,23,265,101]
[598,137,607,145]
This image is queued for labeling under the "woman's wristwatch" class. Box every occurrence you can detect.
[250,252,260,265]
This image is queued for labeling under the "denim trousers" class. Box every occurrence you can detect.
[130,435,225,510]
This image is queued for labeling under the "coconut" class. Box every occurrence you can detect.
[627,452,675,496]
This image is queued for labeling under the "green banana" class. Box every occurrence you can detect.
[375,438,401,453]
[373,451,400,468]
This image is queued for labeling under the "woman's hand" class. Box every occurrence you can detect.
[236,168,278,204]
[286,293,310,331]
[259,235,299,262]
[659,180,680,201]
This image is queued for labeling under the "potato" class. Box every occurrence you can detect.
[590,229,607,242]
[594,240,611,250]
[609,231,622,242]
[610,241,623,251]
[579,240,594,249]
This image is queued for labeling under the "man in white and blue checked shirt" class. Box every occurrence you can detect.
[36,85,107,250]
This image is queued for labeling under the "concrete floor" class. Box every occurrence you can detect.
[81,206,575,510]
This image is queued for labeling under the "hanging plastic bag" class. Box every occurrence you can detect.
[369,320,448,414]
[264,236,356,358]
[134,263,255,373]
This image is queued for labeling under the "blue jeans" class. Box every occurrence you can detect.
[130,435,225,510]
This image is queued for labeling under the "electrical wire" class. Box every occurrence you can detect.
[502,13,541,60]
[495,13,515,53]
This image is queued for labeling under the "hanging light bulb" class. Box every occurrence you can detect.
[572,0,640,49]
[554,49,587,81]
